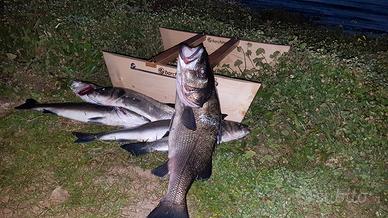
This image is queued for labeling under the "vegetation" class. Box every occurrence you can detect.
[1,0,387,217]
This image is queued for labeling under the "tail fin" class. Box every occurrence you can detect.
[72,132,97,143]
[148,201,188,218]
[120,142,150,156]
[15,99,38,109]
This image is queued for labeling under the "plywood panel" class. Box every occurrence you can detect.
[103,51,261,122]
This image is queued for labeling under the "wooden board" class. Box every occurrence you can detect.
[103,51,261,122]
[159,27,290,73]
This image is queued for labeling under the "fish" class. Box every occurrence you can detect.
[70,80,174,121]
[217,120,250,143]
[72,119,171,143]
[121,137,169,156]
[120,120,250,156]
[15,99,150,127]
[148,44,221,218]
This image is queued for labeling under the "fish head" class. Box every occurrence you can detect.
[177,44,212,107]
[229,122,250,139]
[237,123,251,138]
[70,80,97,96]
[91,87,119,104]
[222,121,250,142]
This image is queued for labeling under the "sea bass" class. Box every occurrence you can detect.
[148,44,221,218]
[120,120,250,156]
[70,80,174,121]
[15,99,150,127]
[72,119,248,144]
[72,119,171,143]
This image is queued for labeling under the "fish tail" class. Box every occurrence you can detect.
[72,132,97,143]
[148,201,188,218]
[120,142,150,156]
[15,99,38,109]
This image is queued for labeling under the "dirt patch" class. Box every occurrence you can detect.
[0,99,17,118]
[0,163,167,217]
[0,170,57,217]
[98,164,166,217]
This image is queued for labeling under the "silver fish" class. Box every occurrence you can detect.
[72,119,170,143]
[70,80,174,121]
[148,44,220,218]
[15,99,150,127]
[121,137,170,156]
[119,120,250,156]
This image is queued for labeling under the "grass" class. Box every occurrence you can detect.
[1,0,387,217]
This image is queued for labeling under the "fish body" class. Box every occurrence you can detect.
[73,119,170,143]
[15,99,150,127]
[121,137,169,156]
[70,81,174,121]
[120,120,250,155]
[149,44,220,218]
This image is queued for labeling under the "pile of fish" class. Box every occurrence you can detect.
[15,44,250,217]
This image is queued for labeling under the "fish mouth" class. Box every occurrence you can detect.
[177,44,210,107]
[70,81,96,95]
[179,44,204,64]
[183,83,201,94]
[77,85,95,96]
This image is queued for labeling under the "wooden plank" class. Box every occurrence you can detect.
[209,38,240,68]
[159,27,290,73]
[103,51,261,122]
[146,34,206,67]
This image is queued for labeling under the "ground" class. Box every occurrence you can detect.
[1,0,387,217]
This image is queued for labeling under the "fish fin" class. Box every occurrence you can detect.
[151,161,169,177]
[15,99,38,109]
[120,142,150,156]
[166,103,175,108]
[222,113,228,119]
[182,107,196,130]
[42,109,57,115]
[72,132,97,143]
[196,161,212,180]
[88,116,104,121]
[148,201,188,218]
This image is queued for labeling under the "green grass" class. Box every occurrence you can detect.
[1,0,387,217]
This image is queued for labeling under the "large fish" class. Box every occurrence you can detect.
[70,80,174,121]
[15,99,150,127]
[119,120,250,156]
[148,44,221,217]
